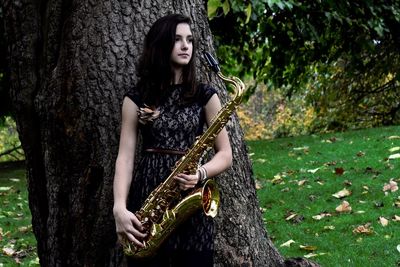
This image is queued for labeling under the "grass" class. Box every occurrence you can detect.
[248,125,400,266]
[0,162,39,266]
[1,126,400,266]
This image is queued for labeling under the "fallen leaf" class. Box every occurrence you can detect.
[332,188,352,199]
[298,180,307,186]
[389,147,400,152]
[255,180,263,190]
[343,180,352,186]
[356,151,365,157]
[271,175,284,185]
[293,146,309,151]
[383,180,398,192]
[388,153,400,160]
[255,158,267,163]
[393,215,400,222]
[312,212,332,220]
[18,226,31,233]
[379,216,389,227]
[388,136,400,140]
[353,223,373,235]
[304,252,327,258]
[280,239,295,247]
[336,201,352,212]
[2,247,15,256]
[300,245,317,251]
[307,167,320,174]
[285,213,297,221]
[0,187,12,192]
[397,245,400,253]
[335,167,345,175]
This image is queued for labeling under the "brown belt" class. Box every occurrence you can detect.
[144,148,186,155]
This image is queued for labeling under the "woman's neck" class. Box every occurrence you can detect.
[172,67,183,85]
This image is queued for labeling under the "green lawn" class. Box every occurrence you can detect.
[248,125,400,266]
[1,126,400,266]
[0,163,38,266]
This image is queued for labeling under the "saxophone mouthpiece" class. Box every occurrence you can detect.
[203,52,221,73]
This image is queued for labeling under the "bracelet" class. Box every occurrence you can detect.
[196,166,208,184]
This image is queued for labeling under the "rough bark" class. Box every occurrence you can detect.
[2,0,311,266]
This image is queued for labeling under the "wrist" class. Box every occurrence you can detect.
[113,202,127,214]
[196,166,208,184]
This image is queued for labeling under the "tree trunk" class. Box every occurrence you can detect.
[3,0,292,266]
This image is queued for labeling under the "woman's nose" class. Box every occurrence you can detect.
[181,40,189,50]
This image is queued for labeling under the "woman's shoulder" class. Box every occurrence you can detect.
[197,83,218,106]
[124,86,143,107]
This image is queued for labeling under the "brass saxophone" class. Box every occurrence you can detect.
[123,52,245,258]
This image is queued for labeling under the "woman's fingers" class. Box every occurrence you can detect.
[174,173,198,190]
[115,209,147,248]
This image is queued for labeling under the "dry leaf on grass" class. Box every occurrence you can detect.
[304,252,327,258]
[280,240,295,247]
[379,216,389,226]
[389,147,400,152]
[2,247,15,256]
[353,223,373,235]
[298,179,307,186]
[336,201,352,212]
[300,245,318,251]
[388,153,400,160]
[255,179,263,190]
[312,212,332,220]
[307,167,320,174]
[332,188,352,199]
[393,215,400,222]
[383,180,398,192]
[334,167,345,175]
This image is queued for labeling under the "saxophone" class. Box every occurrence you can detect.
[123,52,245,258]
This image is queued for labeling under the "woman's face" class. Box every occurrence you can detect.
[170,23,193,68]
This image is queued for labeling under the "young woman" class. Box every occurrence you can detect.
[113,14,232,266]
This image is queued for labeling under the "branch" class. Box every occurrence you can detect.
[0,145,23,159]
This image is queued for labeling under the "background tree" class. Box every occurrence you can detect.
[209,0,400,131]
[1,1,298,266]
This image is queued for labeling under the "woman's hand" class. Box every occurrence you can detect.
[113,206,147,247]
[174,173,199,190]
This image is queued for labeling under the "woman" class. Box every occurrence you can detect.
[113,14,232,266]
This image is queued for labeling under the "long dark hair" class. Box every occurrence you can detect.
[137,14,197,106]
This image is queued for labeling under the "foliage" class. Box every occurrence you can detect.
[208,0,400,131]
[0,117,24,162]
[249,125,400,266]
[237,82,316,140]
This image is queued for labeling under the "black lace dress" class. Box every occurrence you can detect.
[125,84,217,267]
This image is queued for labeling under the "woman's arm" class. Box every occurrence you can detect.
[201,93,233,177]
[113,97,146,247]
[174,93,232,189]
